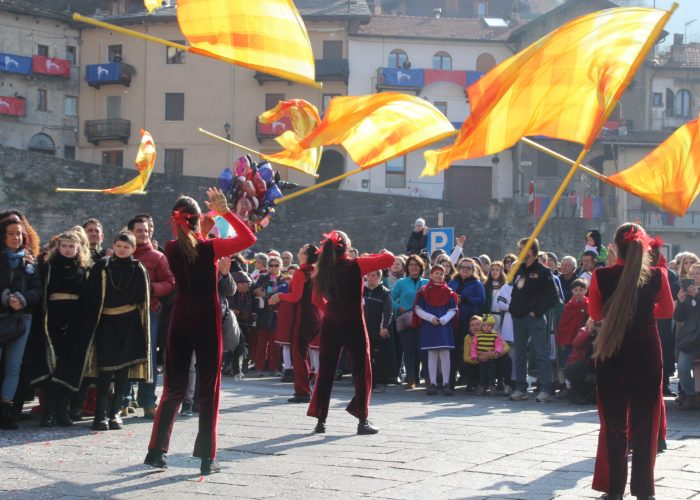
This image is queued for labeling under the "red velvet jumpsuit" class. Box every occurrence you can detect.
[589,262,673,497]
[148,211,256,460]
[279,264,321,397]
[307,252,395,423]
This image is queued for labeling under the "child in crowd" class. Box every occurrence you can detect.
[363,270,394,392]
[581,229,607,265]
[462,315,483,392]
[555,279,589,398]
[564,319,597,404]
[413,265,459,396]
[470,315,505,395]
[229,266,255,380]
[494,283,516,394]
[82,231,150,431]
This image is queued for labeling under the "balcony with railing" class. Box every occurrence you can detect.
[628,210,700,232]
[375,67,485,93]
[254,59,349,85]
[85,63,133,88]
[84,119,131,145]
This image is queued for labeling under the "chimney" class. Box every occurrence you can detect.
[433,7,442,19]
[510,4,521,24]
[671,33,685,64]
[373,0,382,15]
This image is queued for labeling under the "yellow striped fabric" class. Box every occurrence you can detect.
[259,99,323,177]
[104,130,156,194]
[177,0,316,87]
[607,114,700,216]
[422,7,672,176]
[286,93,456,169]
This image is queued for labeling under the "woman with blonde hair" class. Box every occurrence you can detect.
[588,223,674,499]
[32,230,91,427]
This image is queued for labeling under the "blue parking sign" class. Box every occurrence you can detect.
[427,228,454,256]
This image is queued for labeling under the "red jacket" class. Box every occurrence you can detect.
[566,326,592,366]
[133,240,176,312]
[556,296,588,347]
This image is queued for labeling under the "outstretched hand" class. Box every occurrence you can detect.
[205,187,229,215]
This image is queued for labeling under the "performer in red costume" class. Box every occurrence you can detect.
[269,244,322,403]
[589,223,673,500]
[307,230,394,435]
[145,188,256,475]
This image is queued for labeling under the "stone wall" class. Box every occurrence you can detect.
[0,146,618,259]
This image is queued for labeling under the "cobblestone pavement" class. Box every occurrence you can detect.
[1,376,699,499]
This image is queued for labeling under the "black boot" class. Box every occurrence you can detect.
[200,458,221,475]
[54,393,74,427]
[144,450,168,469]
[0,401,19,430]
[357,419,379,435]
[69,381,89,421]
[40,386,57,427]
[281,369,294,383]
[92,394,109,431]
[314,419,326,434]
[108,393,124,430]
[287,394,310,403]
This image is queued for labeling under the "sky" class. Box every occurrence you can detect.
[646,0,699,45]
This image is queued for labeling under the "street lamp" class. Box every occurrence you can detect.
[224,122,231,139]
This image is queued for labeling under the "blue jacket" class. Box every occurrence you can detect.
[448,276,486,321]
[391,276,428,312]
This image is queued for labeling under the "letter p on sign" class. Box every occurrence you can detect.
[427,228,454,255]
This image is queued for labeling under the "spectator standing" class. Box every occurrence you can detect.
[392,256,428,388]
[362,270,394,393]
[558,256,579,302]
[674,262,700,409]
[508,237,560,402]
[129,217,175,419]
[406,218,428,255]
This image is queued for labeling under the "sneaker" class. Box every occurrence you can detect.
[475,386,486,396]
[556,388,570,399]
[426,384,438,396]
[120,407,129,417]
[509,390,529,401]
[536,391,552,403]
[504,385,514,396]
[442,385,453,396]
[180,400,193,417]
[143,406,157,419]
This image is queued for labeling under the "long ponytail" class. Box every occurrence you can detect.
[314,230,348,301]
[594,223,650,361]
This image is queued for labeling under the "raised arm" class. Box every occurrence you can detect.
[357,252,395,276]
[654,268,674,319]
[211,211,257,259]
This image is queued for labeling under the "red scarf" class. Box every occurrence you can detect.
[411,281,459,329]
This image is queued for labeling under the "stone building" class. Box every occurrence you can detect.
[0,0,80,159]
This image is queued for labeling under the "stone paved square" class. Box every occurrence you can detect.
[1,377,699,499]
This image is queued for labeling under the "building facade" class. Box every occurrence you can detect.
[0,1,80,159]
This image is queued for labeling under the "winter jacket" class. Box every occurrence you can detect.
[556,297,589,347]
[391,276,428,313]
[406,230,427,254]
[510,260,560,319]
[133,241,175,312]
[448,276,486,321]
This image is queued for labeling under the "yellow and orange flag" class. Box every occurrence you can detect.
[423,6,673,176]
[259,99,322,177]
[177,0,317,88]
[144,0,161,13]
[606,115,700,216]
[272,93,456,169]
[104,130,156,194]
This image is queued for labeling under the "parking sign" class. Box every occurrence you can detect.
[427,227,454,255]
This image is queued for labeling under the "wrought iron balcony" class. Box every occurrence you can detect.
[84,118,131,145]
[628,210,700,232]
[85,62,133,88]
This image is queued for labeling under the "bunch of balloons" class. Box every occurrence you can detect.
[217,155,298,233]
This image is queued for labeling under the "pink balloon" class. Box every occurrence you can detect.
[235,156,250,177]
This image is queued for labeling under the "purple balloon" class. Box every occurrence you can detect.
[264,184,283,204]
[218,167,234,192]
[257,161,274,184]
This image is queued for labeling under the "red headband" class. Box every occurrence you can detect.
[623,226,653,251]
[170,209,197,236]
[321,230,343,249]
[0,214,21,225]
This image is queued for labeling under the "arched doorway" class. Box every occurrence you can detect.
[316,150,344,188]
[27,133,55,155]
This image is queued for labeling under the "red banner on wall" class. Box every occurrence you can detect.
[0,96,26,116]
[32,55,70,78]
[423,69,467,88]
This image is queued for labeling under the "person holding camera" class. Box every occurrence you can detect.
[674,262,700,410]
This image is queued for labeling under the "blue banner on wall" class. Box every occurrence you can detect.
[381,68,424,87]
[86,63,120,83]
[466,70,485,87]
[0,53,32,75]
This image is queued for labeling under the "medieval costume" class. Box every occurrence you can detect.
[82,255,151,430]
[307,250,395,431]
[589,257,673,497]
[31,249,89,426]
[281,264,321,401]
[148,210,255,464]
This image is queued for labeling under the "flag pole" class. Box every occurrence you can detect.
[198,128,263,157]
[506,147,589,283]
[274,168,363,204]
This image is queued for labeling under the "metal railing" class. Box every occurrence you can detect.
[84,118,131,145]
[628,210,700,232]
